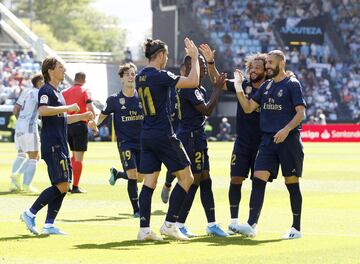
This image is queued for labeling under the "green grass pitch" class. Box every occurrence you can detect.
[0,142,359,263]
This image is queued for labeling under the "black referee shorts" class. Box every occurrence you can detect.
[67,121,88,152]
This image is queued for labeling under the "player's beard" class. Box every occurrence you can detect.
[250,72,265,83]
[266,64,280,78]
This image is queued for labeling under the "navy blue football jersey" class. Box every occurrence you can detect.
[252,77,306,133]
[101,91,143,149]
[177,86,207,134]
[227,79,261,147]
[135,67,180,138]
[38,83,68,157]
[169,85,179,132]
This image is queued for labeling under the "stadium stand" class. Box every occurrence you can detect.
[0,50,41,105]
[190,0,359,122]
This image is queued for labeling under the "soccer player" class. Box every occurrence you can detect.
[160,63,186,203]
[62,72,96,193]
[199,44,266,233]
[136,37,199,241]
[20,57,94,235]
[97,62,143,218]
[10,74,44,193]
[233,50,306,239]
[173,54,228,237]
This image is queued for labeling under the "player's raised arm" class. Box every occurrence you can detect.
[233,70,259,113]
[194,73,226,116]
[176,38,199,89]
[199,43,228,91]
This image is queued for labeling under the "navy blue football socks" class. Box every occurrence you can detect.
[248,177,267,226]
[177,184,199,223]
[165,171,176,187]
[200,178,215,223]
[127,179,139,214]
[165,183,187,223]
[139,185,154,227]
[30,185,62,215]
[229,183,242,219]
[286,182,302,231]
[45,193,66,224]
[116,170,128,180]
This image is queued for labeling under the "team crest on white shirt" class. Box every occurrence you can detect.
[40,95,49,104]
[195,89,203,101]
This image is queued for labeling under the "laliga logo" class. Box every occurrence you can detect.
[320,129,331,139]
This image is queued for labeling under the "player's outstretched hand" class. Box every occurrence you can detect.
[184,37,198,59]
[199,44,215,63]
[234,69,244,93]
[68,103,80,113]
[214,73,227,90]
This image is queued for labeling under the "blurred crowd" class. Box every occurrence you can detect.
[192,0,360,122]
[0,50,41,105]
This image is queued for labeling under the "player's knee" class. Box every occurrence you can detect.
[143,174,158,189]
[284,176,299,184]
[254,170,270,182]
[231,176,245,184]
[127,169,137,180]
[137,173,144,183]
[56,182,69,194]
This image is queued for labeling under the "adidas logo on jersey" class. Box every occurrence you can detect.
[121,105,126,110]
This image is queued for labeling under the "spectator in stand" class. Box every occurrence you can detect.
[217,117,231,141]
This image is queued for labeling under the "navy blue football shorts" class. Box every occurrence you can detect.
[254,131,304,181]
[230,138,259,178]
[140,135,190,174]
[117,142,140,172]
[178,130,209,174]
[43,145,72,185]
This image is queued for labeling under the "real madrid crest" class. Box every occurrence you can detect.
[245,86,252,94]
[139,102,143,109]
[119,97,125,105]
[277,89,283,97]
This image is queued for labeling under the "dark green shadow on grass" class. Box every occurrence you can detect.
[0,234,49,241]
[152,210,166,216]
[189,235,283,246]
[58,215,128,223]
[74,239,170,250]
[0,191,20,195]
[74,235,283,251]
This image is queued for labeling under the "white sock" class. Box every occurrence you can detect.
[165,221,175,227]
[208,222,217,227]
[140,227,150,233]
[44,223,54,228]
[176,222,184,228]
[251,223,257,229]
[231,218,238,225]
[11,154,26,174]
[26,209,35,218]
[23,159,37,186]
